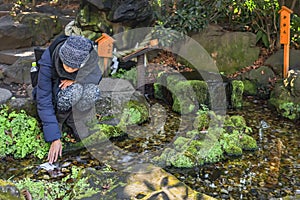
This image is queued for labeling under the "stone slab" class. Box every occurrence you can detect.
[0,47,35,65]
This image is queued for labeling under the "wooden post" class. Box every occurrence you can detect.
[278,6,293,78]
[95,33,115,77]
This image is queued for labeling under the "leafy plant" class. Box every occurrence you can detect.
[15,166,100,200]
[0,105,49,159]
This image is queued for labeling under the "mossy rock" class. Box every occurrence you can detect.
[231,80,244,109]
[0,180,21,200]
[269,80,300,120]
[240,134,258,150]
[193,112,210,131]
[64,124,125,153]
[172,80,208,114]
[242,79,257,96]
[220,132,242,156]
[119,100,149,126]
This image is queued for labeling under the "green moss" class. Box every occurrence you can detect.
[172,80,208,114]
[154,83,164,100]
[0,192,21,200]
[170,153,196,168]
[220,132,242,156]
[119,100,149,127]
[201,142,224,163]
[223,142,243,156]
[15,166,100,200]
[278,102,300,120]
[240,134,258,150]
[231,80,244,109]
[173,136,191,151]
[242,80,257,96]
[193,112,209,131]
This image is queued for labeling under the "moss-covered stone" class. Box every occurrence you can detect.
[220,132,243,156]
[269,83,300,120]
[231,80,244,109]
[242,79,257,96]
[0,180,21,200]
[240,134,258,150]
[119,100,149,126]
[193,111,210,131]
[172,80,208,114]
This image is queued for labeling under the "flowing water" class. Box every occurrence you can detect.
[0,97,299,200]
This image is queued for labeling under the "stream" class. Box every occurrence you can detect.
[0,96,299,199]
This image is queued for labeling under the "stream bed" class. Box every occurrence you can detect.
[0,97,299,200]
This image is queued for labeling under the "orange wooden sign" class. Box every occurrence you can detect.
[278,6,293,45]
[278,6,293,78]
[95,33,115,58]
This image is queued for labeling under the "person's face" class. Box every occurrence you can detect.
[63,64,79,73]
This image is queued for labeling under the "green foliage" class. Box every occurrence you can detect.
[111,68,137,86]
[0,105,49,159]
[291,14,300,49]
[151,0,296,49]
[15,166,100,200]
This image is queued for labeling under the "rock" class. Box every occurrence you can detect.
[76,0,154,40]
[0,87,12,104]
[269,69,300,120]
[3,57,33,84]
[230,80,244,109]
[96,78,147,117]
[108,0,153,27]
[264,49,300,76]
[0,16,33,50]
[15,12,64,46]
[0,179,22,200]
[191,24,260,75]
[86,0,112,10]
[7,97,38,117]
[238,66,276,99]
[78,164,215,199]
[0,47,35,65]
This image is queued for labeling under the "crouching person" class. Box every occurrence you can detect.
[36,35,102,164]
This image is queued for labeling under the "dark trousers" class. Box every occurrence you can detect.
[56,107,96,141]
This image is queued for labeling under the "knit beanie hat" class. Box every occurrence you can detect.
[59,36,92,69]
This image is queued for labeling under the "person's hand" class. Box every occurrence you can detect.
[59,79,74,90]
[47,139,62,164]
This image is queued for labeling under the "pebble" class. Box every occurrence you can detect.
[220,188,229,194]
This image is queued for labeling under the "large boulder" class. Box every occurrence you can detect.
[77,164,215,199]
[0,16,33,50]
[238,66,276,99]
[75,0,154,40]
[191,24,260,75]
[264,49,300,76]
[15,12,64,46]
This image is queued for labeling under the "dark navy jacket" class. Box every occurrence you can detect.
[36,35,102,142]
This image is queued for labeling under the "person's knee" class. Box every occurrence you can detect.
[76,84,101,111]
[57,83,83,111]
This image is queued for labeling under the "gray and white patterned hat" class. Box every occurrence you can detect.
[59,36,92,69]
